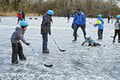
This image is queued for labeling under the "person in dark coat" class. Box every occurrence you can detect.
[41,10,54,53]
[67,12,71,23]
[108,15,111,23]
[11,21,30,64]
[113,15,120,43]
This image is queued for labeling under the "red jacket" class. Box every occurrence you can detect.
[18,13,23,18]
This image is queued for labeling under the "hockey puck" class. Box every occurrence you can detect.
[29,18,32,19]
[44,64,53,67]
[110,36,114,38]
[35,18,38,20]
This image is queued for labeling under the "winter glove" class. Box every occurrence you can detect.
[41,28,46,34]
[94,24,97,27]
[26,42,30,46]
[49,33,51,35]
[49,32,51,35]
[71,23,75,29]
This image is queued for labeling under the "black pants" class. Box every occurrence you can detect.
[113,30,120,42]
[108,19,110,23]
[73,25,86,40]
[17,18,23,23]
[118,30,120,42]
[93,42,101,46]
[11,42,26,63]
[23,16,25,20]
[98,29,103,39]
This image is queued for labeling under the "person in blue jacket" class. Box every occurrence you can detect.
[94,14,104,40]
[72,7,86,42]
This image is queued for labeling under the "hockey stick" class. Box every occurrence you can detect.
[51,36,65,52]
[110,36,114,38]
[88,22,94,26]
[29,45,53,67]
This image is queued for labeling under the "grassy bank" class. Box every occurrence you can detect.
[0,12,39,16]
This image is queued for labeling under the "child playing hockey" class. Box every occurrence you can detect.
[113,15,120,43]
[41,10,54,53]
[94,14,104,40]
[11,21,30,64]
[82,36,101,46]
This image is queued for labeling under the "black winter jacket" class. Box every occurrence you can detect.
[41,14,52,34]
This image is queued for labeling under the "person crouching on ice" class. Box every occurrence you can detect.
[82,36,101,46]
[11,21,30,64]
[41,10,54,53]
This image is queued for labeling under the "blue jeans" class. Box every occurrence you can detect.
[42,33,48,50]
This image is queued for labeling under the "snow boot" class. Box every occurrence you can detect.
[12,61,18,64]
[72,37,77,42]
[72,39,77,42]
[118,40,120,43]
[113,40,115,43]
[97,38,102,41]
[94,43,101,46]
[20,57,26,60]
[43,49,49,53]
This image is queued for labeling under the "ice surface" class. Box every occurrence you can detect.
[0,16,120,80]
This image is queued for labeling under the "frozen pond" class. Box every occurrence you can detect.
[0,16,120,80]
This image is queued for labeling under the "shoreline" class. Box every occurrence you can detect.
[0,12,39,16]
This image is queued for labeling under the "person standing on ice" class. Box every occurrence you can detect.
[94,14,104,40]
[113,15,120,43]
[111,16,114,24]
[17,11,23,24]
[67,12,71,23]
[72,7,86,42]
[108,15,111,23]
[41,10,54,53]
[11,21,30,64]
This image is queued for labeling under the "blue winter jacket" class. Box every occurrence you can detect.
[97,18,104,29]
[73,12,86,26]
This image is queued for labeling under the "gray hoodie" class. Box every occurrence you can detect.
[11,27,26,44]
[115,22,120,30]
